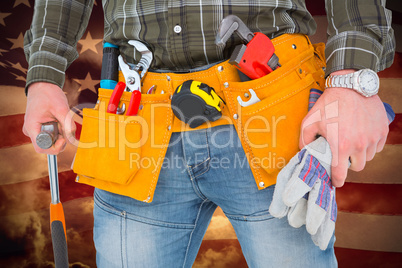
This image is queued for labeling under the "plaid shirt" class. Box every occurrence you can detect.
[24,0,395,90]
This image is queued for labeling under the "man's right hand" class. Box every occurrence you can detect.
[23,82,76,155]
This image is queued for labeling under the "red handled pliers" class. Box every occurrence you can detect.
[107,81,141,116]
[107,40,152,116]
[107,56,143,115]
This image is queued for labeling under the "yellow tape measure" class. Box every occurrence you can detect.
[171,80,225,128]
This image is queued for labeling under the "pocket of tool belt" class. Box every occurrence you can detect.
[73,108,143,185]
[231,48,321,175]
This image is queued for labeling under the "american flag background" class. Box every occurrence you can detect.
[0,0,401,267]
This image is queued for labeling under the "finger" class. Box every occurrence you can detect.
[299,122,320,150]
[22,124,29,137]
[299,108,324,149]
[366,143,377,162]
[53,136,67,153]
[330,150,349,187]
[376,135,387,153]
[26,122,43,148]
[349,150,367,172]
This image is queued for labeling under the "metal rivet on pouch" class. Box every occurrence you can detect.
[138,104,143,110]
[244,92,250,98]
[218,66,224,72]
[292,44,297,49]
[299,68,303,74]
[259,182,265,187]
[96,100,100,105]
[144,196,151,202]
[75,176,79,182]
[224,82,229,88]
[233,114,238,119]
[167,75,171,81]
[121,211,126,216]
[167,125,171,131]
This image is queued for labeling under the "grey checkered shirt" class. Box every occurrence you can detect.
[24,0,395,90]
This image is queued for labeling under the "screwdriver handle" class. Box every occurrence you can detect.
[100,42,119,90]
[36,122,59,149]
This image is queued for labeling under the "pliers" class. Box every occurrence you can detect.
[107,40,153,116]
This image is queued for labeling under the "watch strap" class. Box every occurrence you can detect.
[325,71,357,90]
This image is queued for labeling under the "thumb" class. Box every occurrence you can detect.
[299,108,323,149]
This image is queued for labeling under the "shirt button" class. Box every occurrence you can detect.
[174,25,182,33]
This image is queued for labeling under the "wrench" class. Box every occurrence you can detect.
[216,15,280,80]
[215,14,254,47]
[237,89,261,107]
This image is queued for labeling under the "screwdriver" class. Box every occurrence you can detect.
[100,42,119,90]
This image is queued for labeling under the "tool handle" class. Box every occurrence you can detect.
[37,122,69,267]
[107,82,126,113]
[48,155,68,267]
[101,43,119,89]
[126,90,141,116]
[36,122,59,149]
[50,203,68,268]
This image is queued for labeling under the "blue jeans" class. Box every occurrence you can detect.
[93,125,337,267]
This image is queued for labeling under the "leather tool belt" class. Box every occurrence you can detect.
[73,34,326,203]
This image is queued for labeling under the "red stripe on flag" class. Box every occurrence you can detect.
[0,170,93,216]
[0,114,83,149]
[378,52,402,78]
[0,114,30,148]
[58,170,94,203]
[335,247,402,268]
[337,182,402,215]
[387,114,402,144]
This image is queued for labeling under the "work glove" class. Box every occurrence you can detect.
[269,86,395,250]
[269,137,336,250]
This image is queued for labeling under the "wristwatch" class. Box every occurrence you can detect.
[325,69,380,97]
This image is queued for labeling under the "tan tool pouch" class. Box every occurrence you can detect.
[73,91,173,202]
[72,34,326,202]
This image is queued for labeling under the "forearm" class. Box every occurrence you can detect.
[324,0,395,76]
[24,0,94,92]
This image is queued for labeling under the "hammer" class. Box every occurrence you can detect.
[37,122,69,268]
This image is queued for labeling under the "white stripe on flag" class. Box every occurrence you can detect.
[346,145,402,184]
[335,211,402,252]
[0,86,27,116]
[0,143,76,185]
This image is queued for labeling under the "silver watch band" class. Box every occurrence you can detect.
[325,72,356,89]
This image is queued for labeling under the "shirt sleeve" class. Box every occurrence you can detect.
[324,0,396,76]
[24,0,94,93]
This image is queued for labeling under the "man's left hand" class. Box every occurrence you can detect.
[299,69,389,187]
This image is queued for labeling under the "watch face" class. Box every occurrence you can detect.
[359,70,379,95]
